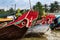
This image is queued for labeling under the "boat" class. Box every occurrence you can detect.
[0,18,13,22]
[0,12,16,23]
[50,16,60,30]
[0,10,38,40]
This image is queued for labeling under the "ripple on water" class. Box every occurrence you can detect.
[44,30,60,40]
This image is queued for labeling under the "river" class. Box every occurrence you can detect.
[18,24,60,40]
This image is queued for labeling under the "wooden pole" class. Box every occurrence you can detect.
[29,0,32,9]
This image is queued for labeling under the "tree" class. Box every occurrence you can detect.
[44,4,48,12]
[33,2,44,20]
[54,1,59,13]
[49,1,59,13]
[9,8,15,13]
[49,3,55,13]
[0,9,6,14]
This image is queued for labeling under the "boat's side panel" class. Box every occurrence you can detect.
[0,25,28,40]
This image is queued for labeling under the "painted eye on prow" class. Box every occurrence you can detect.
[22,21,25,25]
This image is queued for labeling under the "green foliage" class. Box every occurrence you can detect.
[20,9,27,14]
[49,1,59,13]
[44,4,49,12]
[8,8,15,13]
[0,8,15,18]
[33,2,44,20]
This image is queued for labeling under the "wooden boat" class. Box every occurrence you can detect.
[0,10,38,40]
[0,18,13,22]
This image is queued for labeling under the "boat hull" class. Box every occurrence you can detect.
[0,25,28,40]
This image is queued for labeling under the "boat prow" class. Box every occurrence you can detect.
[0,10,38,40]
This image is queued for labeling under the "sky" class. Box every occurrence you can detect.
[0,0,60,10]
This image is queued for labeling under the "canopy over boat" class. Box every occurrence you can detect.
[0,12,15,18]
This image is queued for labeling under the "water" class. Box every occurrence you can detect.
[44,27,60,40]
[15,24,60,40]
[27,24,60,40]
[27,24,49,33]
